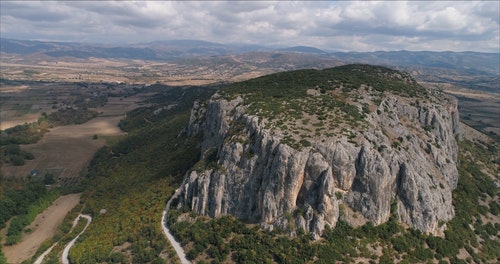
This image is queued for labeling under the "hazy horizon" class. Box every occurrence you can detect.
[1,1,499,53]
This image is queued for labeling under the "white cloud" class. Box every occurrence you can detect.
[0,1,498,52]
[418,6,467,31]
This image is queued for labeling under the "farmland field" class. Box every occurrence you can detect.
[1,82,149,263]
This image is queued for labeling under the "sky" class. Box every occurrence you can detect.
[1,1,499,52]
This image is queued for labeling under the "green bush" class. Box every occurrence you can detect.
[108,252,127,263]
[490,201,500,215]
[10,155,25,166]
[44,174,56,185]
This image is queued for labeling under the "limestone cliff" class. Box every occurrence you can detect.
[178,65,460,239]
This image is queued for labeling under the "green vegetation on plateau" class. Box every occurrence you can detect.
[223,64,425,99]
[220,64,428,149]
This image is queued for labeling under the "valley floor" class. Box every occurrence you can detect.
[2,193,81,264]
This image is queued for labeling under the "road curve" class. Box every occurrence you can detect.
[62,214,92,264]
[162,188,190,264]
[33,243,57,264]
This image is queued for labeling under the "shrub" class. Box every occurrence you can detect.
[10,155,25,166]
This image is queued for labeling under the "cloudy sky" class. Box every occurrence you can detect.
[1,1,499,52]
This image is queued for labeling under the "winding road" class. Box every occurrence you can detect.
[33,243,57,264]
[35,190,187,264]
[33,214,92,264]
[162,188,190,264]
[62,214,92,264]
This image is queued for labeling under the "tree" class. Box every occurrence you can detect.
[10,155,25,166]
[44,173,56,185]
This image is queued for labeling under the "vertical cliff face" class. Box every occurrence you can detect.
[178,65,460,238]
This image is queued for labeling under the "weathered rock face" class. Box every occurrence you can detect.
[179,78,460,238]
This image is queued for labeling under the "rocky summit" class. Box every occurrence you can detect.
[177,64,461,239]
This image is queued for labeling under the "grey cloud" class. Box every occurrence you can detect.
[64,2,167,30]
[0,1,71,22]
[307,1,498,46]
[0,1,498,52]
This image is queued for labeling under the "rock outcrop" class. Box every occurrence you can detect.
[178,66,460,239]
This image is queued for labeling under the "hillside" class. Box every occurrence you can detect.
[1,64,498,264]
[169,65,499,263]
[180,64,459,234]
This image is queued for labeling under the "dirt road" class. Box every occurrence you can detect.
[162,188,190,264]
[3,193,81,264]
[61,214,92,264]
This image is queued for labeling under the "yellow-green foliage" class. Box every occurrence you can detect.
[64,86,214,263]
[69,179,174,263]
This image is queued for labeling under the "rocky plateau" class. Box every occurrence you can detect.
[176,65,461,239]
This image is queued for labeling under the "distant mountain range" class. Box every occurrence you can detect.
[0,38,271,60]
[332,50,500,76]
[1,38,499,92]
